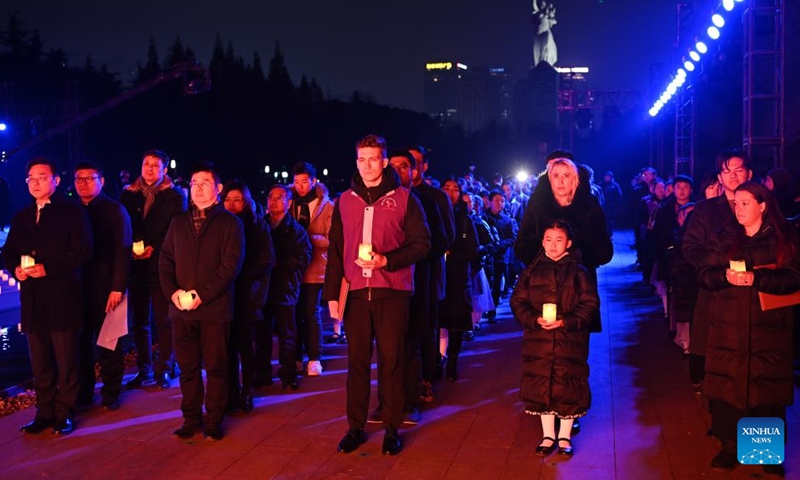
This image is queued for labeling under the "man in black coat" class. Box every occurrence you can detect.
[681,150,753,468]
[73,161,133,411]
[257,184,311,390]
[409,145,455,402]
[3,157,93,435]
[160,161,244,441]
[119,149,187,389]
[387,150,448,422]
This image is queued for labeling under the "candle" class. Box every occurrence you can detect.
[178,291,194,310]
[20,255,35,268]
[358,243,373,262]
[729,260,746,272]
[542,303,557,323]
[9,278,16,287]
[1,273,8,281]
[132,241,145,256]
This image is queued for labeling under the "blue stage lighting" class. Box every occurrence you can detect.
[708,26,720,40]
[723,0,735,11]
[677,68,687,78]
[684,61,695,72]
[675,76,686,86]
[667,84,677,95]
[649,108,658,117]
[655,100,664,109]
[0,123,6,131]
[689,51,700,62]
[696,42,708,54]
[712,14,725,28]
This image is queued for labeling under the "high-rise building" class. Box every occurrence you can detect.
[423,61,468,127]
[423,62,513,132]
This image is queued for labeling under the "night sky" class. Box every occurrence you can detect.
[2,0,677,111]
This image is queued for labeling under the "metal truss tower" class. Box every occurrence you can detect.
[743,0,784,168]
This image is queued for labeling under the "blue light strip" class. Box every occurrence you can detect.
[648,0,744,117]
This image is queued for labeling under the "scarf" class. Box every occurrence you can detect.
[129,175,173,218]
[294,190,315,229]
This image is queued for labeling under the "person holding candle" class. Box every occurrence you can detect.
[72,161,133,412]
[222,180,275,412]
[159,161,244,441]
[3,157,93,435]
[119,149,187,390]
[682,149,753,405]
[323,134,431,455]
[697,181,800,474]
[510,220,599,458]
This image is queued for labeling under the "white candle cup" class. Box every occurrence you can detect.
[1,273,8,281]
[178,291,194,310]
[543,303,557,323]
[9,278,16,287]
[729,260,746,272]
[20,255,35,268]
[132,241,145,256]
[358,243,373,262]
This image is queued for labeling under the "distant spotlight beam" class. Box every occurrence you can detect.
[708,26,720,39]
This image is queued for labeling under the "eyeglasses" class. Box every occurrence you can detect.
[190,181,214,189]
[25,175,53,184]
[74,176,99,184]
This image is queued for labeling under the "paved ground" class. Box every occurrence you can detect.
[0,230,797,479]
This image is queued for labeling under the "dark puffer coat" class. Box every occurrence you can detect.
[698,222,800,410]
[439,202,480,331]
[510,252,599,416]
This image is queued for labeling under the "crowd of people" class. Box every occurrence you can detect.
[3,137,799,474]
[631,150,800,474]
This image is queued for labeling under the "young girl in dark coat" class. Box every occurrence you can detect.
[511,220,600,458]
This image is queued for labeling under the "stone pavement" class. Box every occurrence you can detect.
[0,230,797,479]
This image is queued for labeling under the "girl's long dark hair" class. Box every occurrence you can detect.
[221,180,257,224]
[728,181,795,267]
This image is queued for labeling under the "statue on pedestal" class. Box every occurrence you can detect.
[532,0,558,67]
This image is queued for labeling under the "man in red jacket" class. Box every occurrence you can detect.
[324,134,431,456]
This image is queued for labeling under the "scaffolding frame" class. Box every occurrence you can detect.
[743,0,785,168]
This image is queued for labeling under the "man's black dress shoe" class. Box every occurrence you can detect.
[557,438,573,456]
[155,372,171,390]
[381,431,403,455]
[535,437,557,456]
[173,423,201,439]
[125,372,153,389]
[203,425,223,441]
[20,418,55,434]
[337,429,366,453]
[101,397,120,411]
[53,418,74,436]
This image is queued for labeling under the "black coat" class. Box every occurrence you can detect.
[698,222,800,409]
[440,203,479,331]
[681,195,737,355]
[414,182,456,301]
[3,193,93,333]
[119,179,187,287]
[267,214,311,306]
[511,253,599,416]
[159,203,244,322]
[81,194,133,329]
[514,180,612,269]
[234,213,275,322]
[484,210,517,264]
[409,188,449,336]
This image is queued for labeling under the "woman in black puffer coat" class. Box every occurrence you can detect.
[511,220,599,458]
[697,182,800,471]
[439,179,480,380]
